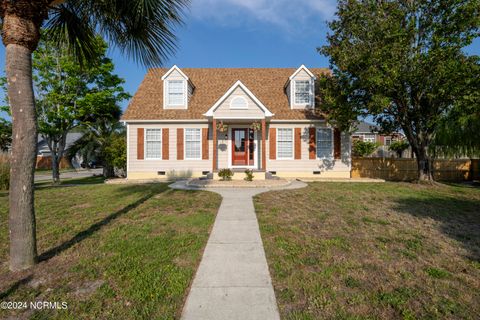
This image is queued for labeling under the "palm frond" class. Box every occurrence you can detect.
[70,0,189,67]
[44,2,97,63]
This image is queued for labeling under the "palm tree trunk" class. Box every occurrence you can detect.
[1,1,48,271]
[6,44,38,271]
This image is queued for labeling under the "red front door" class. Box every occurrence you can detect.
[232,128,254,166]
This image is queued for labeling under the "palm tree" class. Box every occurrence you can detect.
[1,0,188,271]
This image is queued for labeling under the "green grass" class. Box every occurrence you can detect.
[254,182,480,320]
[0,178,221,319]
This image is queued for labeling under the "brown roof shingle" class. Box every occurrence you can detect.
[122,68,330,121]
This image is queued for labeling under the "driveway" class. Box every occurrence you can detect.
[35,168,103,182]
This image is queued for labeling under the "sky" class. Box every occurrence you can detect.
[0,0,479,118]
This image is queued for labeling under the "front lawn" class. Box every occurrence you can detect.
[0,179,221,319]
[254,182,480,319]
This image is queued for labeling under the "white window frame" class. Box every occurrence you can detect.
[364,136,376,143]
[229,96,249,109]
[316,127,334,159]
[276,128,294,160]
[293,80,313,106]
[145,128,163,160]
[166,80,186,107]
[184,128,202,160]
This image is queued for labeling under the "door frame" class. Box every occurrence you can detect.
[227,125,258,169]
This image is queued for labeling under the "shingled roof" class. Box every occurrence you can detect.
[122,68,330,121]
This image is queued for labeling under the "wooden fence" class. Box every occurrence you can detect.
[36,156,72,170]
[351,158,479,181]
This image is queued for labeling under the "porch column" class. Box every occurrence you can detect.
[261,119,266,171]
[212,119,217,172]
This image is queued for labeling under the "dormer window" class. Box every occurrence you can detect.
[294,80,311,105]
[288,65,316,109]
[167,80,185,106]
[162,65,192,109]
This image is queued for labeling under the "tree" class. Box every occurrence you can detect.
[352,140,378,157]
[319,0,480,182]
[0,118,11,151]
[34,36,129,183]
[389,140,410,158]
[0,0,188,271]
[68,110,125,178]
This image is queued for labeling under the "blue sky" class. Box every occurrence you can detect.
[0,0,479,117]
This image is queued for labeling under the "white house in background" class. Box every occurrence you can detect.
[121,65,352,180]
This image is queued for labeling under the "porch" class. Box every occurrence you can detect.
[212,119,267,173]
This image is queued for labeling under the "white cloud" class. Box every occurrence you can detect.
[189,0,336,32]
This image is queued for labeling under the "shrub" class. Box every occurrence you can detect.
[0,153,10,190]
[352,140,379,157]
[244,169,254,181]
[218,168,233,181]
[389,140,409,158]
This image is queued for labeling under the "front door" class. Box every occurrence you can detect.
[232,128,254,166]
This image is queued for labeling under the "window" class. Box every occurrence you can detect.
[146,129,162,159]
[277,128,293,159]
[364,136,375,143]
[185,128,201,159]
[230,96,248,109]
[317,128,333,158]
[167,80,185,106]
[385,138,392,146]
[294,80,311,105]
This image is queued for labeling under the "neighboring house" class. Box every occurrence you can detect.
[121,65,352,180]
[352,121,405,146]
[36,132,83,169]
[352,121,410,157]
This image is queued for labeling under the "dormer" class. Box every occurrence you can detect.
[161,65,193,109]
[286,65,316,109]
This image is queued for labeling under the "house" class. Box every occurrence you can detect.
[121,65,352,180]
[352,121,405,146]
[36,132,83,169]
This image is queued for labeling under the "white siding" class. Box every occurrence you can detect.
[128,123,211,177]
[266,123,351,174]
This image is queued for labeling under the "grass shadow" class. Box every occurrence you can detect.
[0,274,33,299]
[37,185,168,262]
[392,194,480,262]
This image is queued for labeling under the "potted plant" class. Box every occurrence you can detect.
[244,169,254,181]
[217,121,228,133]
[218,168,234,181]
[250,121,261,131]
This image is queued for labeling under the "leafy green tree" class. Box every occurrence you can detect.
[105,134,127,176]
[0,118,11,151]
[68,113,125,178]
[352,140,378,157]
[0,0,187,271]
[318,0,480,181]
[389,140,410,158]
[34,36,130,183]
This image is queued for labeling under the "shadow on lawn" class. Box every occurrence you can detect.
[38,184,168,262]
[393,194,480,262]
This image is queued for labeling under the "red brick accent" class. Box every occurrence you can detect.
[137,128,144,160]
[162,128,169,160]
[269,127,276,160]
[334,128,341,159]
[177,128,184,160]
[261,119,266,170]
[212,120,217,171]
[294,128,301,160]
[309,127,316,159]
[202,127,209,160]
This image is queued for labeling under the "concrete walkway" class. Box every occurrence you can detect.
[170,180,307,320]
